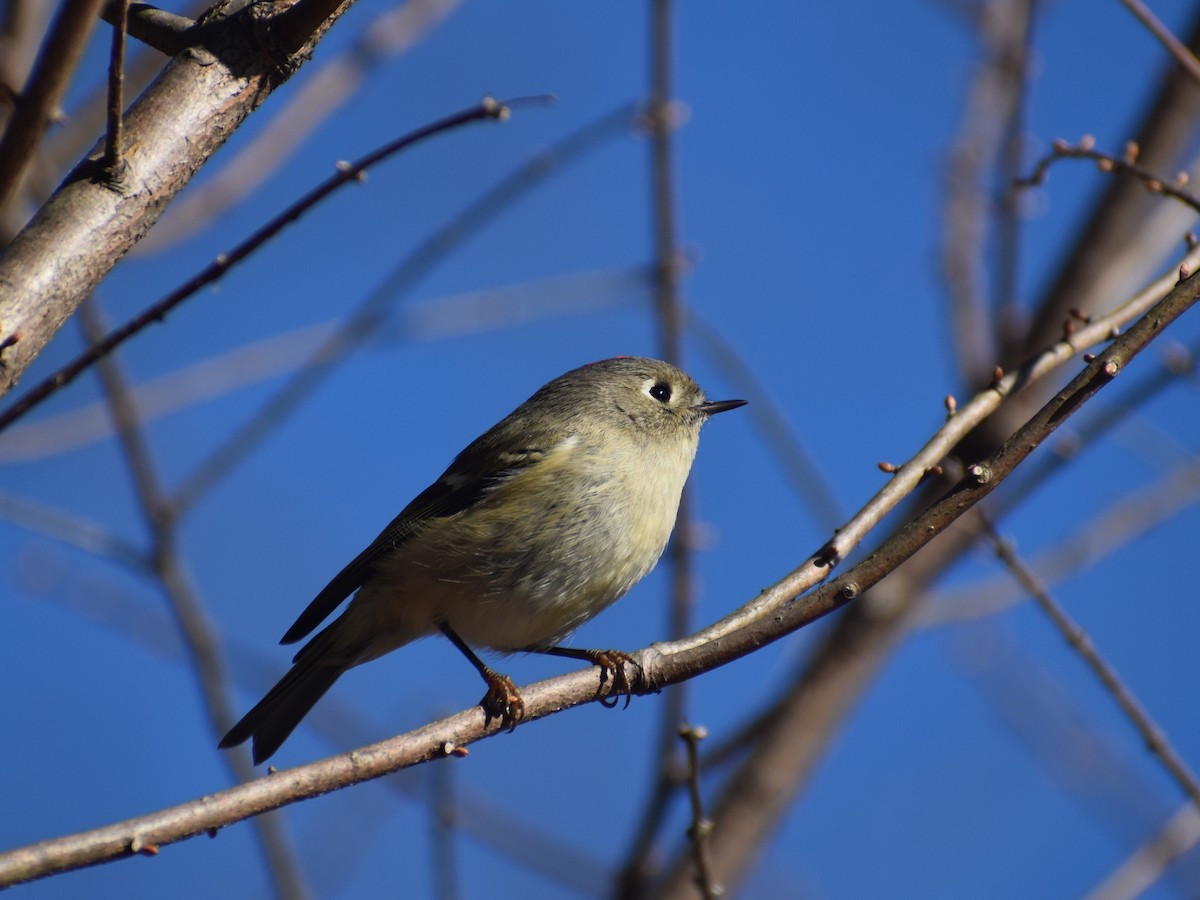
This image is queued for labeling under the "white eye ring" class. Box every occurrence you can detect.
[647,381,672,403]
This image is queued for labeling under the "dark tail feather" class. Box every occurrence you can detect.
[220,632,343,764]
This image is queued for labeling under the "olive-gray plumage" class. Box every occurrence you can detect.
[220,357,744,763]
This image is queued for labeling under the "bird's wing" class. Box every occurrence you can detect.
[278,422,564,645]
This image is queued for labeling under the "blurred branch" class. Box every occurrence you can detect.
[0,266,645,463]
[688,307,843,529]
[949,624,1180,861]
[101,1,192,55]
[429,760,461,900]
[921,448,1200,625]
[1120,0,1200,87]
[942,0,1035,385]
[78,300,311,900]
[677,725,719,900]
[984,520,1200,810]
[0,97,512,434]
[0,0,105,214]
[172,101,637,512]
[3,238,1194,892]
[0,490,146,569]
[140,0,461,251]
[1086,802,1200,900]
[621,0,697,892]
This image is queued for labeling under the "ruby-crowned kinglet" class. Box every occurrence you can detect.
[220,357,745,763]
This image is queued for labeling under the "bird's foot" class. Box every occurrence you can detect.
[583,649,641,709]
[480,670,525,731]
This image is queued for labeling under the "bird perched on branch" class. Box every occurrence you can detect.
[220,356,745,763]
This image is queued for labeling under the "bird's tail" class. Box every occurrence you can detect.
[220,627,345,764]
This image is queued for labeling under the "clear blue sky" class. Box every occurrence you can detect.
[4,0,1200,897]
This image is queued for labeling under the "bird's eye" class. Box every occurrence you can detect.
[649,382,672,403]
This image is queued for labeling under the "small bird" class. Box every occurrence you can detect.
[219,357,745,763]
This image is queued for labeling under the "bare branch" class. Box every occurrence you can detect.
[100,0,129,178]
[984,520,1200,810]
[0,0,106,214]
[0,98,512,433]
[647,265,1200,899]
[1120,0,1200,87]
[1019,136,1200,213]
[1086,802,1200,900]
[941,0,1035,385]
[140,0,461,250]
[0,0,360,405]
[78,300,311,900]
[101,2,194,55]
[678,725,720,900]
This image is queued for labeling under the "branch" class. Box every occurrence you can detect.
[1120,0,1200,87]
[0,0,359,405]
[985,521,1200,810]
[0,98,512,433]
[3,245,1195,892]
[0,0,106,214]
[78,301,311,900]
[102,2,195,56]
[138,0,461,251]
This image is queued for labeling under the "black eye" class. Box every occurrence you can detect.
[649,382,672,403]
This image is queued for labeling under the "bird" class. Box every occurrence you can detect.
[219,356,745,763]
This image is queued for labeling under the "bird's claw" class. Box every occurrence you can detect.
[587,649,641,709]
[480,671,524,731]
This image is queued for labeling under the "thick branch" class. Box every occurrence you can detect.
[0,1,356,402]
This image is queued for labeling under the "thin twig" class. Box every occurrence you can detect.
[22,558,612,894]
[101,0,129,178]
[139,0,462,251]
[983,519,1200,811]
[678,725,721,899]
[1119,0,1200,87]
[1018,137,1200,214]
[0,98,513,434]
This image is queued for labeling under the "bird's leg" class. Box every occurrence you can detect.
[527,646,642,708]
[439,622,524,730]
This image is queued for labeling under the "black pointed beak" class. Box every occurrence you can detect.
[696,398,747,416]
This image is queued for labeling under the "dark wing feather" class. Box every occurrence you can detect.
[278,422,562,645]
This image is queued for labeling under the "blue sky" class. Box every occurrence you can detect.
[4,0,1200,897]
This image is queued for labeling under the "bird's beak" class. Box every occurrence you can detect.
[696,398,747,416]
